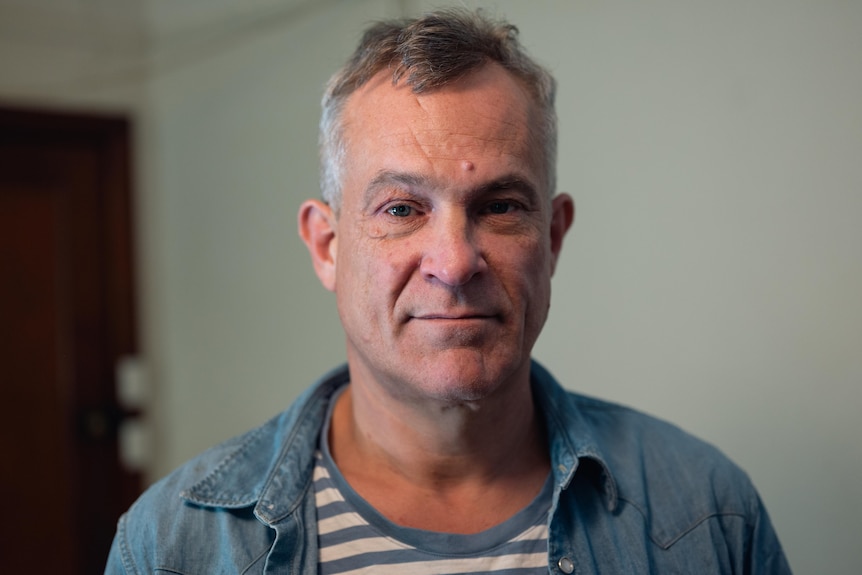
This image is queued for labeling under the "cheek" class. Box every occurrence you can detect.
[498,234,549,277]
[337,237,417,308]
[494,236,553,311]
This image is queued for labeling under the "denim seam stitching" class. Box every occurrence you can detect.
[617,495,750,550]
[117,513,139,575]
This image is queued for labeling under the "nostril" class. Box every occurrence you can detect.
[419,243,485,287]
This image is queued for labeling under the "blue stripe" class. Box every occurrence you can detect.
[317,499,360,521]
[318,523,380,547]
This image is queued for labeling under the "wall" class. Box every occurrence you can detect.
[0,0,147,111]
[461,3,861,574]
[1,1,859,573]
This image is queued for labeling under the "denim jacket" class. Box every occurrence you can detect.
[106,361,791,574]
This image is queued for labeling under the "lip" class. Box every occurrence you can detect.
[411,313,498,321]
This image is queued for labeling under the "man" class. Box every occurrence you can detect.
[107,9,790,574]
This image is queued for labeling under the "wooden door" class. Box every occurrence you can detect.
[0,107,141,573]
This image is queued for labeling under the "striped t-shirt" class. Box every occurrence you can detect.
[314,403,553,575]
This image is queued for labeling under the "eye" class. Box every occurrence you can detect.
[485,201,517,215]
[386,204,413,217]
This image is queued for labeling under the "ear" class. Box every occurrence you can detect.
[549,193,575,275]
[298,199,338,292]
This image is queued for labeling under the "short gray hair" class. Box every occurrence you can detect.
[319,8,557,211]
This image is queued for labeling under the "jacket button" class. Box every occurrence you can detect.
[558,556,575,573]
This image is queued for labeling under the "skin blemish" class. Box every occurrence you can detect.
[461,160,475,172]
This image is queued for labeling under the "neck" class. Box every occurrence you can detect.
[328,363,550,532]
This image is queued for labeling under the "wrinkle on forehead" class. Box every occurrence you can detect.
[341,63,544,198]
[381,129,526,165]
[382,104,531,167]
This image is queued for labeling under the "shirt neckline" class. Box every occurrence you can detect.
[317,385,553,555]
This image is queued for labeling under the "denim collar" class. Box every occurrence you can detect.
[530,360,620,512]
[180,360,619,523]
[180,364,349,524]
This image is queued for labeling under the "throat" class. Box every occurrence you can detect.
[326,384,551,533]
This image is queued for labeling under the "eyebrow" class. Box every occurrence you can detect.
[362,170,541,210]
[474,176,539,201]
[363,171,431,204]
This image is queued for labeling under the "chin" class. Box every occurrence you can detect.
[409,347,527,404]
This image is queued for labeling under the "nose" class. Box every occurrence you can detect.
[419,212,487,286]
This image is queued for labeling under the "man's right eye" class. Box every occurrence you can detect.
[386,205,413,217]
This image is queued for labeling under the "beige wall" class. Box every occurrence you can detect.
[2,1,860,572]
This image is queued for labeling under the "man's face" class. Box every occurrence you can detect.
[325,63,572,405]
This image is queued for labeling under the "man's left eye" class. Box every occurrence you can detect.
[486,201,515,214]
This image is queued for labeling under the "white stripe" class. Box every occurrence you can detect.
[332,552,547,575]
[320,535,412,562]
[315,486,345,506]
[313,463,331,480]
[317,511,370,535]
[509,522,548,542]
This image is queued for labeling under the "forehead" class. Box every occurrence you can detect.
[339,64,543,197]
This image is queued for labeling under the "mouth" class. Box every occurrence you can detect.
[411,312,499,321]
[404,312,504,344]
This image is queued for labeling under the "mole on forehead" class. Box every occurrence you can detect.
[461,160,475,171]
